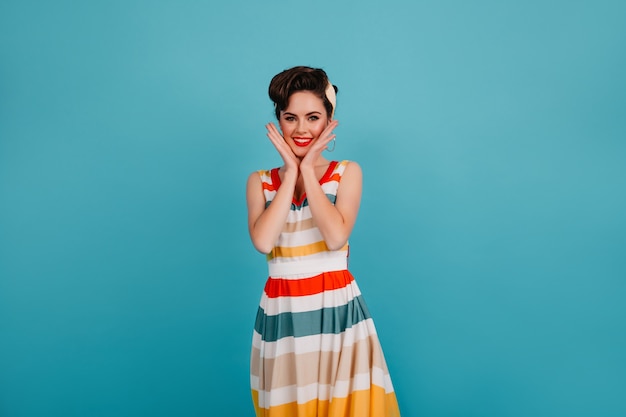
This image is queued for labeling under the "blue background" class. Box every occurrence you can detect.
[1,1,625,416]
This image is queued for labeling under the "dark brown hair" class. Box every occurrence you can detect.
[268,66,338,119]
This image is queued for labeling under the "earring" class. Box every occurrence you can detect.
[327,138,336,152]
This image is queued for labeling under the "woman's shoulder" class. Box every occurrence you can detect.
[333,160,362,176]
[247,167,280,191]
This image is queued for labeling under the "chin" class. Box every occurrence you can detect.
[290,147,310,158]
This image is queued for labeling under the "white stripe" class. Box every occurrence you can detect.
[255,370,394,408]
[257,382,318,408]
[383,372,396,393]
[320,180,340,195]
[268,256,347,277]
[286,206,312,219]
[263,190,277,201]
[331,372,374,397]
[259,281,362,315]
[252,319,378,359]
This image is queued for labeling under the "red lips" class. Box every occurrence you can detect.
[292,137,313,147]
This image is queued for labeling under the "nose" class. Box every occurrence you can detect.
[295,119,307,134]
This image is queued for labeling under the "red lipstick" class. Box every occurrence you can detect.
[292,137,313,147]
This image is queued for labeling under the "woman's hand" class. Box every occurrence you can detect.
[300,120,339,173]
[266,122,299,174]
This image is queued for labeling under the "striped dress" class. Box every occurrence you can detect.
[251,160,401,417]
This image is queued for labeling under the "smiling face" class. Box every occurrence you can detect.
[279,90,329,158]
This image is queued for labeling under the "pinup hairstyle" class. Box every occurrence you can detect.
[269,66,338,119]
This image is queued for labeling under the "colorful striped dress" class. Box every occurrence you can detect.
[251,160,401,417]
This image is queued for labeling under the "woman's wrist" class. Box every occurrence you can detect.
[282,166,299,182]
[299,165,317,184]
[298,161,316,176]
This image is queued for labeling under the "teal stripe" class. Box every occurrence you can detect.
[265,194,337,210]
[254,295,371,342]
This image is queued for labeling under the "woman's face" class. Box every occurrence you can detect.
[279,91,329,158]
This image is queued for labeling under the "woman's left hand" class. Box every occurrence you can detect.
[300,120,339,172]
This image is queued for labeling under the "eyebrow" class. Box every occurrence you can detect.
[283,111,322,116]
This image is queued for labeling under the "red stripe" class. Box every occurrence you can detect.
[264,269,354,298]
[319,160,339,184]
[325,172,342,183]
[270,167,281,190]
[262,181,278,191]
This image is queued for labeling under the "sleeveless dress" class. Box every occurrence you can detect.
[250,160,401,417]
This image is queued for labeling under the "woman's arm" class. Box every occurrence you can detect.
[246,169,297,254]
[246,123,301,254]
[300,161,362,251]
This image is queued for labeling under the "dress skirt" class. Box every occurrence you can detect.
[250,268,401,417]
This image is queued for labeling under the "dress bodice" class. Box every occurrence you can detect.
[258,160,350,277]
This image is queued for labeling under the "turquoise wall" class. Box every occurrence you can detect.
[1,1,625,416]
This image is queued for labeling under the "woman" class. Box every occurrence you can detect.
[247,66,401,417]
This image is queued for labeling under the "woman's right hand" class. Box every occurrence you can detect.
[266,123,299,175]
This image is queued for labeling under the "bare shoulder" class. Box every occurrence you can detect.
[247,170,262,188]
[336,161,363,203]
[342,161,363,182]
[246,171,264,206]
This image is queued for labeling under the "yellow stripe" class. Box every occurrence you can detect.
[268,242,349,260]
[251,385,400,417]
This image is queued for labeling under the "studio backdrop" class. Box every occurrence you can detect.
[1,1,625,416]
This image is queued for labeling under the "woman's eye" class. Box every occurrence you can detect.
[285,116,296,122]
[309,116,319,121]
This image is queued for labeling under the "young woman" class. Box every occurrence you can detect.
[247,66,401,417]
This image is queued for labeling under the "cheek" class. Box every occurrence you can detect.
[278,122,289,136]
[313,124,326,138]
